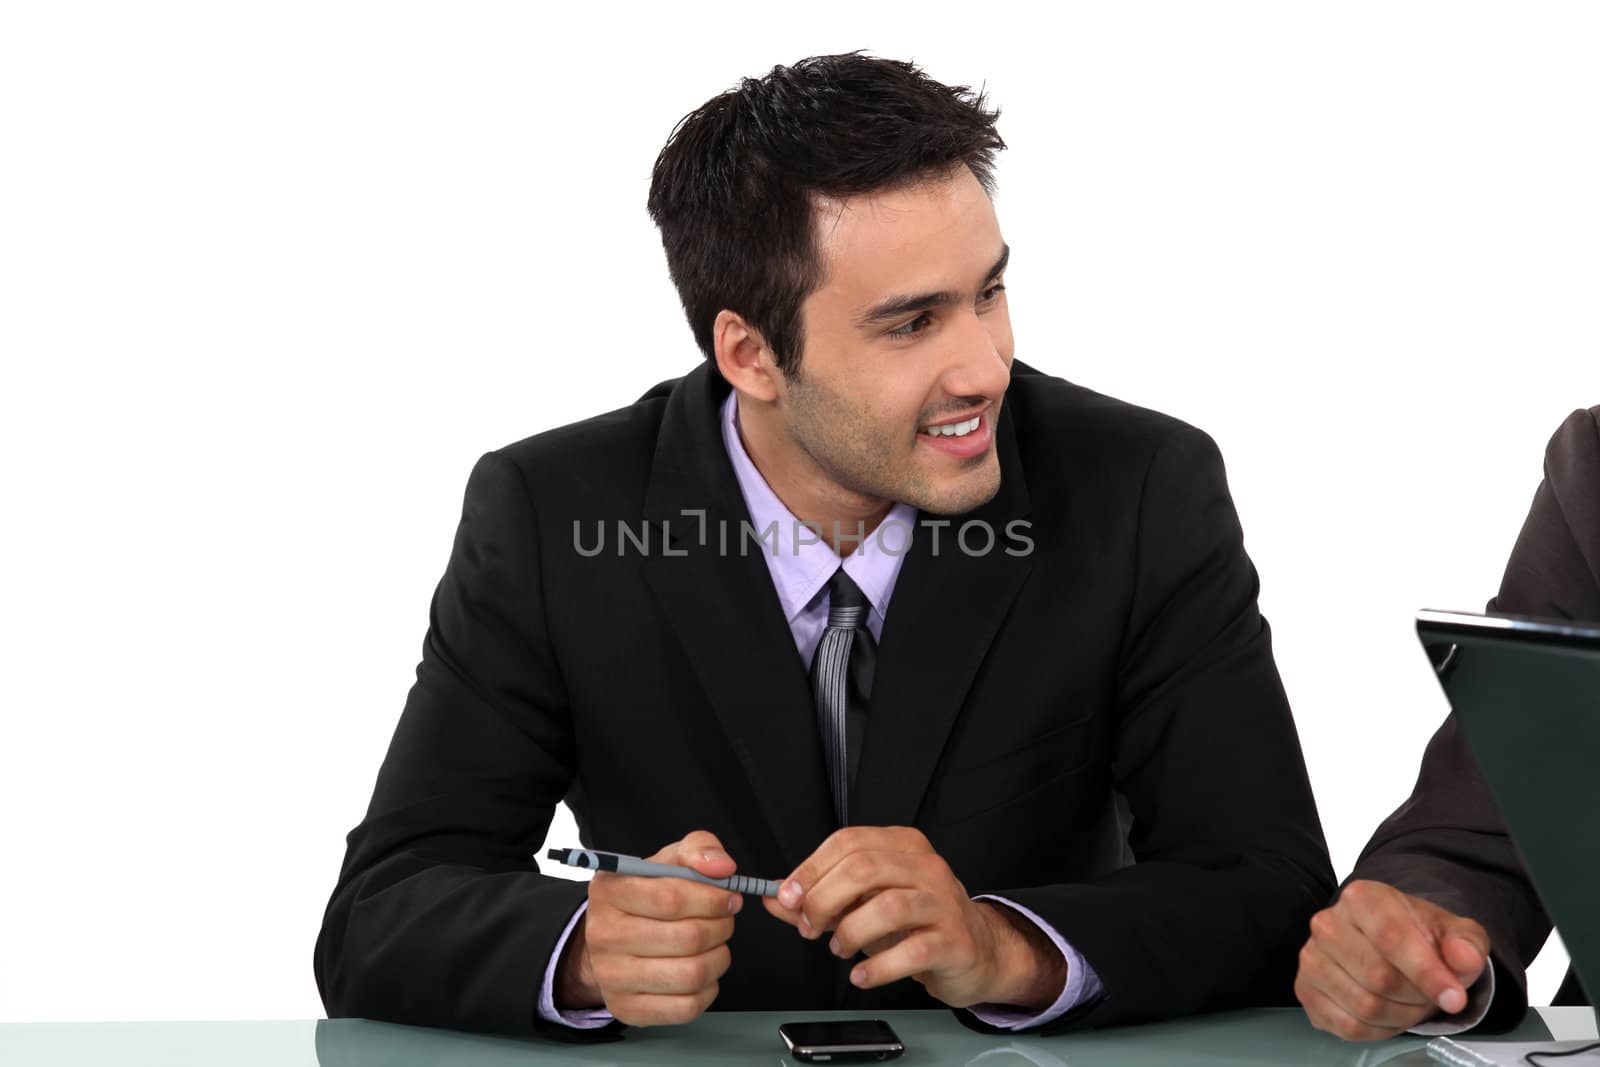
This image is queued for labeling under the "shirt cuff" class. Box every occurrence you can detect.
[537,900,615,1029]
[1406,957,1497,1036]
[964,895,1104,1030]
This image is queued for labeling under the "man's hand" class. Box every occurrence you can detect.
[762,826,1066,1010]
[1296,879,1490,1041]
[554,830,742,1026]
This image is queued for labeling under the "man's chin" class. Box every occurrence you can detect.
[908,466,1003,517]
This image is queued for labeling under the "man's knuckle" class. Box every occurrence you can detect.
[585,920,616,952]
[694,948,724,986]
[685,953,718,987]
[697,919,729,953]
[1305,1006,1336,1036]
[1298,943,1320,973]
[1371,920,1406,954]
[1332,1015,1366,1042]
[1363,963,1397,994]
[845,853,879,881]
[652,882,684,914]
[617,996,662,1027]
[1352,991,1385,1022]
[590,957,619,988]
[899,826,929,849]
[1308,909,1337,941]
[696,981,720,1013]
[683,955,712,988]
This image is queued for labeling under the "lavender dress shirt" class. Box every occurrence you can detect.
[536,392,1103,1029]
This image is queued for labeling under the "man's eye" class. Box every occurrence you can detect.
[888,313,933,339]
[980,283,1006,303]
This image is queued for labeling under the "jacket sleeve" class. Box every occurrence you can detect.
[313,450,621,1041]
[1348,405,1600,1031]
[992,424,1336,1032]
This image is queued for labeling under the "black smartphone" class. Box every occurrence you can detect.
[778,1019,905,1062]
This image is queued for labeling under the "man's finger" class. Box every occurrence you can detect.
[584,912,735,959]
[1297,940,1435,1032]
[1350,905,1469,1014]
[842,928,946,992]
[599,869,742,921]
[801,854,923,940]
[654,830,738,879]
[1309,906,1433,1009]
[1297,978,1405,1043]
[600,944,731,996]
[777,826,928,910]
[590,830,741,920]
[762,894,801,927]
[1335,884,1467,1013]
[607,985,722,1028]
[828,888,937,960]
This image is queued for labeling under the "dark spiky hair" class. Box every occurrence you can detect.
[647,53,1005,376]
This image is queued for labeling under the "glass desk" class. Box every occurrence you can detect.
[2,1007,1593,1066]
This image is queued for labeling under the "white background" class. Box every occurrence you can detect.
[2,1,1595,1022]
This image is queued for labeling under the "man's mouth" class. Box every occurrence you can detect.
[916,407,995,458]
[919,414,983,438]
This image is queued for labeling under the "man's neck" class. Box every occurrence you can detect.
[733,394,893,556]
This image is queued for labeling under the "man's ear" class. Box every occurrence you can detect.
[712,310,781,402]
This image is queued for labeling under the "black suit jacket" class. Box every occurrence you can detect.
[313,360,1335,1038]
[1350,406,1600,1031]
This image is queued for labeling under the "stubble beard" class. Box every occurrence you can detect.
[783,370,1003,519]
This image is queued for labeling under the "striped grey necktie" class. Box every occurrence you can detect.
[808,568,876,827]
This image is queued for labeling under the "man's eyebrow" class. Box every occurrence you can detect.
[853,244,1011,330]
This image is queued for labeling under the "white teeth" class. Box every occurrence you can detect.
[925,416,981,438]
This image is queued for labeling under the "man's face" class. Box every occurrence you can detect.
[775,165,1014,517]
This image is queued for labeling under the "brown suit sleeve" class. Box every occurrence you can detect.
[1349,406,1600,1031]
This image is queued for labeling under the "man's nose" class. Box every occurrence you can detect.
[939,312,1011,400]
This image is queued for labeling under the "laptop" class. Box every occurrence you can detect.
[1415,608,1600,1035]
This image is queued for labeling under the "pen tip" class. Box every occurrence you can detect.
[545,848,563,861]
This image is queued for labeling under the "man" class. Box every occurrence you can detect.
[1297,405,1600,1041]
[314,53,1334,1040]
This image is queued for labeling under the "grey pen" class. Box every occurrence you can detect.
[545,847,781,897]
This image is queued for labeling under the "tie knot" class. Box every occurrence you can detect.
[826,568,870,629]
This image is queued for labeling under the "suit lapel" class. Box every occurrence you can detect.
[851,401,1035,829]
[637,364,1036,858]
[639,366,835,868]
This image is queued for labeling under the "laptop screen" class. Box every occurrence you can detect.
[1416,609,1600,1026]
